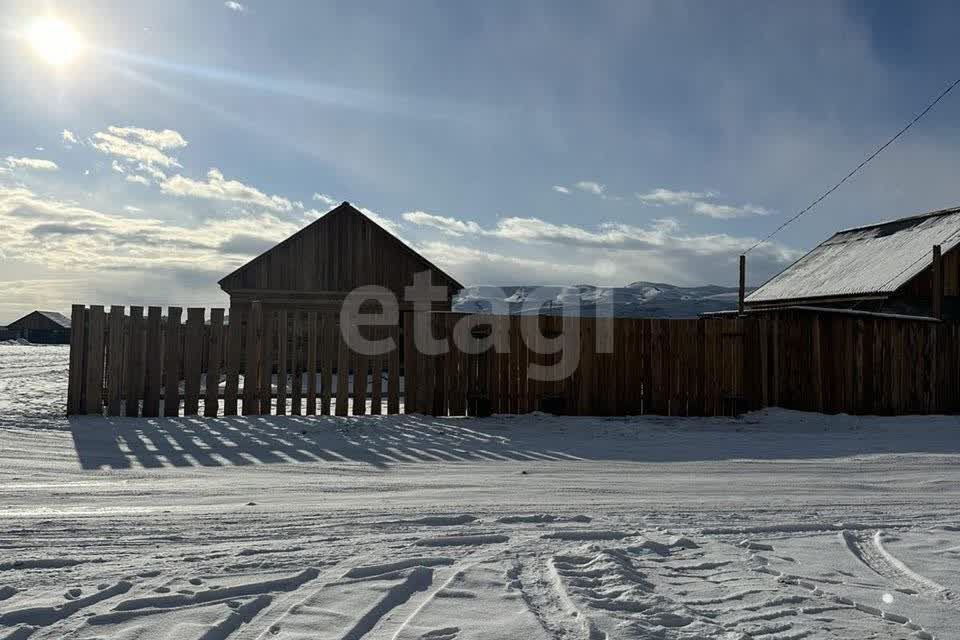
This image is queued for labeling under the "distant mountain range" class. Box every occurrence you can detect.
[453,281,756,318]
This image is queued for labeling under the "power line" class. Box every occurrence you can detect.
[745,75,960,254]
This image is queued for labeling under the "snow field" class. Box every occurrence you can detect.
[2,344,960,638]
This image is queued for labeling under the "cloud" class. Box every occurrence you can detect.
[91,131,182,168]
[357,206,404,237]
[552,185,571,194]
[111,160,126,174]
[312,192,339,207]
[61,129,78,144]
[401,208,790,255]
[160,168,294,212]
[135,163,167,181]
[125,174,150,186]
[635,188,712,206]
[692,202,771,219]
[219,233,277,255]
[5,156,59,171]
[124,205,143,213]
[105,126,187,150]
[574,180,605,196]
[401,211,482,236]
[0,185,304,278]
[224,1,246,12]
[634,187,771,218]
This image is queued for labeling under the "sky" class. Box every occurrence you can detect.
[1,1,960,323]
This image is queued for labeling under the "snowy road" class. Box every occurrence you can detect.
[1,344,960,638]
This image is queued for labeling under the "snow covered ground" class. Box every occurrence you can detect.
[2,344,960,639]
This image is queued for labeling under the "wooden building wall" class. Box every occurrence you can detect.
[219,204,461,313]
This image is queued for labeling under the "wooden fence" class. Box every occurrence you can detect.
[66,304,960,418]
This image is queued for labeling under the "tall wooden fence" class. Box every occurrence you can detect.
[66,304,960,418]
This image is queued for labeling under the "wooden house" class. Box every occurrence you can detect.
[7,310,71,343]
[746,205,960,319]
[219,202,464,314]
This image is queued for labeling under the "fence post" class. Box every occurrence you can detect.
[67,304,86,415]
[932,244,943,320]
[738,254,746,316]
[242,301,263,414]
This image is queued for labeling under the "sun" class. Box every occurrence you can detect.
[27,18,84,66]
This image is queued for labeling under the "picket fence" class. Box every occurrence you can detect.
[66,303,960,418]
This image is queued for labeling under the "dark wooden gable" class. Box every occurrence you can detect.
[8,311,71,331]
[218,202,463,299]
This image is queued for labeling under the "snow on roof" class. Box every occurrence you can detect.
[36,311,71,328]
[747,206,960,303]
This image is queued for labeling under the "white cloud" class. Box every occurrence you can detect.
[160,168,294,212]
[135,163,167,181]
[91,131,182,168]
[312,192,339,207]
[633,187,771,218]
[357,206,404,237]
[635,188,712,206]
[123,205,143,213]
[105,126,187,150]
[111,160,126,174]
[401,209,797,267]
[125,174,150,186]
[574,180,605,196]
[224,1,246,12]
[401,211,483,236]
[693,202,771,219]
[552,185,571,194]
[61,130,78,144]
[5,156,59,171]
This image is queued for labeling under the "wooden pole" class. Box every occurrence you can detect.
[932,244,943,320]
[738,254,746,316]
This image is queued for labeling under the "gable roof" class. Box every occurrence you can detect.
[9,310,71,329]
[747,205,960,304]
[219,202,464,293]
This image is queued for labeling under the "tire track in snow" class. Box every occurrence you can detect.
[840,530,953,599]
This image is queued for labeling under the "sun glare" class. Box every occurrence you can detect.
[27,18,84,66]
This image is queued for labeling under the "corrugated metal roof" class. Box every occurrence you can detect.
[747,206,960,303]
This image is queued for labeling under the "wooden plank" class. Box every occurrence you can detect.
[242,302,262,415]
[162,306,182,417]
[811,315,823,412]
[497,316,511,414]
[402,312,415,413]
[370,325,383,415]
[353,324,369,415]
[106,306,125,416]
[67,305,86,415]
[385,323,400,414]
[124,306,145,417]
[142,306,163,417]
[306,311,318,415]
[291,311,303,416]
[259,310,275,415]
[429,313,445,416]
[84,306,106,415]
[335,316,350,416]
[204,308,225,417]
[222,307,243,416]
[576,317,593,415]
[320,314,334,415]
[183,308,204,416]
[276,309,289,415]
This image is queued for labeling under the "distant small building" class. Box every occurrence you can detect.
[219,201,463,314]
[746,206,960,319]
[7,310,71,343]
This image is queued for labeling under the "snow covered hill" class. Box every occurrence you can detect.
[453,281,756,318]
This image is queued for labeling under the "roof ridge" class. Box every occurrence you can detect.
[835,204,960,235]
